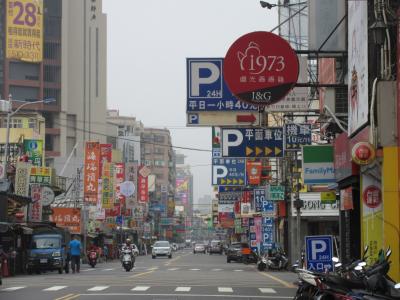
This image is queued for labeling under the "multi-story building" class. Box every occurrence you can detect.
[0,0,108,178]
[106,109,144,164]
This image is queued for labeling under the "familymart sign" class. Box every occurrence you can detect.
[302,145,335,185]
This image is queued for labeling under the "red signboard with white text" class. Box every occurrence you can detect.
[84,142,100,204]
[224,31,299,106]
[138,166,149,203]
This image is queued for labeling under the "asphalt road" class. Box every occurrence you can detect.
[0,249,297,300]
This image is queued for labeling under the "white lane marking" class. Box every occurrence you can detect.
[102,268,114,271]
[2,286,26,291]
[259,288,277,293]
[168,268,179,271]
[147,267,158,271]
[131,286,150,291]
[87,286,109,291]
[189,268,200,271]
[212,268,222,271]
[234,269,244,272]
[43,286,68,291]
[82,269,95,272]
[218,287,233,293]
[175,287,191,292]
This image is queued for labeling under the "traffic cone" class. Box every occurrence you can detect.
[2,259,9,277]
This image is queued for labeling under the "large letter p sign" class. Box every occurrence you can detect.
[311,240,327,260]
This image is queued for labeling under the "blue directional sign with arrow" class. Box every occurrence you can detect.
[212,158,246,186]
[221,128,284,158]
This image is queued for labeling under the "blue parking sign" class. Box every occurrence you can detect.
[305,235,333,272]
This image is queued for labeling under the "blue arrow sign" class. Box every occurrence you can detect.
[212,158,246,186]
[222,128,284,158]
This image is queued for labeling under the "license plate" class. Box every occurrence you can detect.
[40,259,48,263]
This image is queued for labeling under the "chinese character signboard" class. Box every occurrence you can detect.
[187,58,258,112]
[24,139,43,166]
[221,128,284,158]
[262,217,274,250]
[246,160,262,185]
[99,144,112,176]
[138,166,148,203]
[254,189,265,212]
[29,184,42,222]
[305,235,333,272]
[50,208,81,234]
[84,142,100,204]
[212,158,246,186]
[269,185,285,201]
[29,166,51,184]
[15,162,31,196]
[125,163,138,209]
[6,0,43,62]
[101,162,113,209]
[223,31,299,106]
[113,163,125,206]
[284,124,312,151]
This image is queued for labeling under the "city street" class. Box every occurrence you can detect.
[0,249,297,300]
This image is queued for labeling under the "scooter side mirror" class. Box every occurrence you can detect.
[358,262,367,267]
[335,263,342,268]
[355,266,363,271]
[395,283,400,289]
[332,257,339,263]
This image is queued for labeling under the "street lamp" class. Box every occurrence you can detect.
[3,95,56,179]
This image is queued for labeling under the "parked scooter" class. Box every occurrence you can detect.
[265,249,288,271]
[121,247,135,272]
[88,250,98,268]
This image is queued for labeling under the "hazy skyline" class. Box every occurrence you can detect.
[103,0,278,202]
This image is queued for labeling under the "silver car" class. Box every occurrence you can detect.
[152,241,172,259]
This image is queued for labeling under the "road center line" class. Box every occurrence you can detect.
[257,271,296,288]
[53,294,75,300]
[63,295,80,300]
[129,270,154,278]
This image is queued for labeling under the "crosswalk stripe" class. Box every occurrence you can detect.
[102,268,114,271]
[234,269,244,272]
[259,288,277,294]
[168,268,179,271]
[175,287,191,292]
[189,268,200,271]
[218,287,233,293]
[2,286,26,291]
[212,268,222,271]
[82,269,95,272]
[43,286,68,291]
[131,286,150,291]
[87,286,109,291]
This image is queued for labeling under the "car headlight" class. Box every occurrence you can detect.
[52,251,61,257]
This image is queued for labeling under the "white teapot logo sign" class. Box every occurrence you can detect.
[237,42,285,75]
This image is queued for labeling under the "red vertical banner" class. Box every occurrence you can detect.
[99,144,112,175]
[114,163,125,210]
[246,160,262,185]
[84,142,100,204]
[138,166,149,203]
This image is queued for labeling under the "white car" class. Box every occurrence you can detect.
[193,243,206,254]
[152,241,172,259]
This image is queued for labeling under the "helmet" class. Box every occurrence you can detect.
[126,238,131,244]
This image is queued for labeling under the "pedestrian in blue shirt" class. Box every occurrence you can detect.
[69,236,81,273]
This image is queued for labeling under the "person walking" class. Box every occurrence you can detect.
[69,236,82,274]
[103,245,108,262]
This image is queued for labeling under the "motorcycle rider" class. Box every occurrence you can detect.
[121,239,135,261]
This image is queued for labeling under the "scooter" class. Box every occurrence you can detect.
[122,248,135,272]
[265,250,288,270]
[257,253,267,271]
[88,250,97,268]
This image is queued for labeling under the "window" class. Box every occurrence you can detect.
[154,135,165,143]
[154,147,164,155]
[5,118,23,128]
[154,160,165,167]
[28,118,36,129]
[144,160,152,166]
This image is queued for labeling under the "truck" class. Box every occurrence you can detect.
[26,223,71,275]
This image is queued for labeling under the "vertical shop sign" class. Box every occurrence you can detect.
[254,217,262,243]
[138,166,149,203]
[340,187,353,210]
[15,162,31,196]
[262,217,274,250]
[246,160,262,185]
[29,184,42,222]
[6,0,43,62]
[23,139,43,166]
[125,163,138,208]
[114,163,125,214]
[254,189,265,212]
[84,142,100,204]
[101,162,112,209]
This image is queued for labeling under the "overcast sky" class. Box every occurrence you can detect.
[102,0,278,203]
